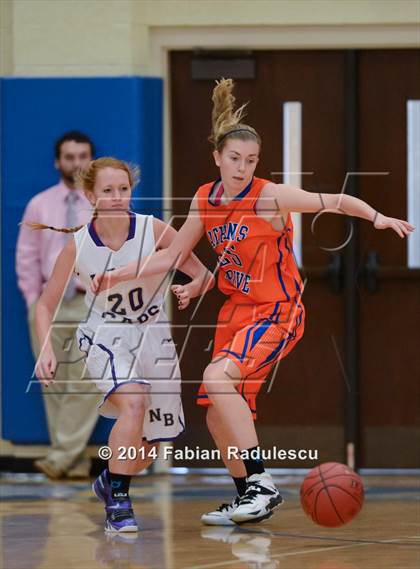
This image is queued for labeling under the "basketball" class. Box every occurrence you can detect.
[300,462,364,527]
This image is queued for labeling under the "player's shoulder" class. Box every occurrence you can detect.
[192,180,219,213]
[258,181,293,209]
[258,180,279,198]
[132,212,157,242]
[151,215,167,233]
[136,211,158,223]
[137,213,157,239]
[195,180,216,199]
[255,181,293,222]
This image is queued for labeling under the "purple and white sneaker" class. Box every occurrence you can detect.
[92,470,111,503]
[92,470,138,533]
[105,497,138,533]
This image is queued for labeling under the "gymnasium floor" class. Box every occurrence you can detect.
[1,472,419,569]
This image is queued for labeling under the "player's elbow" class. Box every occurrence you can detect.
[35,296,47,313]
[168,242,189,269]
[35,292,55,321]
[321,193,342,212]
[332,193,345,212]
[34,297,47,325]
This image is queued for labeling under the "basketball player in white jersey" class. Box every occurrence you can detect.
[32,157,214,532]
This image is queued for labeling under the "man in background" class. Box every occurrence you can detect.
[16,131,100,479]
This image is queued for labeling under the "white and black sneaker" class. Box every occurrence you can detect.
[231,472,284,524]
[201,496,241,526]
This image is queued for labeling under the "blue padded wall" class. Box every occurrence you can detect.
[1,77,163,443]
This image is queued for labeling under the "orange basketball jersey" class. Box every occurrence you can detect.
[196,176,303,304]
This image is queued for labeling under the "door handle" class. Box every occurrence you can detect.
[326,252,343,294]
[363,251,379,293]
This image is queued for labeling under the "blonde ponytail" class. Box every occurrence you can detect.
[209,78,261,151]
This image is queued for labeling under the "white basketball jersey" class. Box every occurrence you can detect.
[74,212,166,325]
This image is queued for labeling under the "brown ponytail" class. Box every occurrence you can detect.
[22,221,86,234]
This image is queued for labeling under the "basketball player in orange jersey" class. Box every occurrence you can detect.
[92,80,414,526]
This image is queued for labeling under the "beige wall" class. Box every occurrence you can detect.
[1,0,419,77]
[138,0,419,26]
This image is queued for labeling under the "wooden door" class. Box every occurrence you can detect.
[358,50,420,468]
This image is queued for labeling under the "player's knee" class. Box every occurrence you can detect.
[202,365,220,394]
[203,362,239,394]
[203,364,231,394]
[120,394,148,419]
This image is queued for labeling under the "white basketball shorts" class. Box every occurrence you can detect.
[76,313,185,443]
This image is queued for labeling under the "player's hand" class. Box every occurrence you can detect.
[35,346,57,387]
[91,271,118,294]
[171,284,191,310]
[373,213,415,238]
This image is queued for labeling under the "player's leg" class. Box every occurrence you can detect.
[206,405,246,478]
[198,309,271,524]
[97,318,184,532]
[228,303,305,523]
[199,299,306,524]
[201,404,247,525]
[77,323,152,532]
[87,318,184,532]
[97,383,150,533]
[201,358,281,524]
[203,357,257,449]
[106,383,151,474]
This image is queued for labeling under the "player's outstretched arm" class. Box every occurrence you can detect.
[153,217,215,310]
[91,195,205,294]
[260,183,415,239]
[34,240,76,386]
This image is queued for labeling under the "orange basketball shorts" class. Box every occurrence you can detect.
[197,298,305,419]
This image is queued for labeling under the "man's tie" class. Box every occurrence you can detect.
[63,191,78,301]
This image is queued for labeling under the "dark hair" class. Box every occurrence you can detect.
[54,130,95,160]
